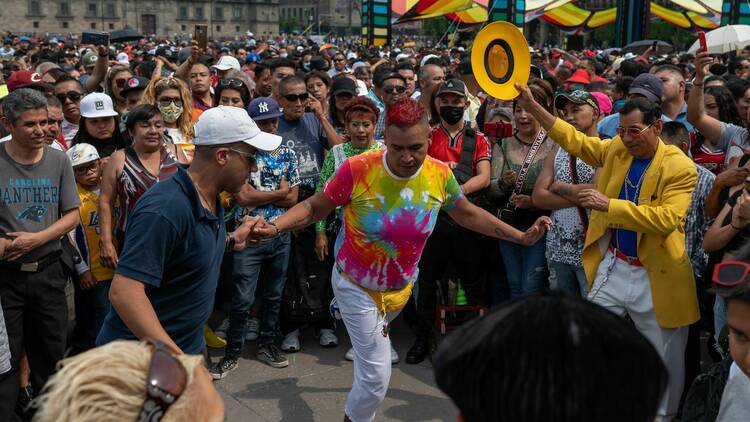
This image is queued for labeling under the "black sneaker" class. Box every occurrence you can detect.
[209,356,239,380]
[257,343,289,368]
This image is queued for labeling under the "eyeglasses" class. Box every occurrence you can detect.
[218,79,245,89]
[228,148,257,167]
[55,91,83,103]
[334,58,346,62]
[115,78,128,88]
[74,161,100,175]
[136,338,187,422]
[384,85,406,94]
[616,123,653,139]
[282,93,309,103]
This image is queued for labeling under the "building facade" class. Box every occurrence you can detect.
[279,0,361,35]
[0,0,280,38]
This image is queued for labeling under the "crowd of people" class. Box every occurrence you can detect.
[0,29,749,422]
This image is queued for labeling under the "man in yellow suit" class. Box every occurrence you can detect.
[514,83,698,421]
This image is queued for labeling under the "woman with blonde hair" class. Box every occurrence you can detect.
[141,76,196,160]
[105,65,134,114]
[32,339,225,422]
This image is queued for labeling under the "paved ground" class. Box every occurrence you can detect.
[210,321,458,422]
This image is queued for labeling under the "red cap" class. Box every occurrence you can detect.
[7,70,52,93]
[566,68,591,85]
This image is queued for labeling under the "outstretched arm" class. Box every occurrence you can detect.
[255,191,338,238]
[446,198,551,245]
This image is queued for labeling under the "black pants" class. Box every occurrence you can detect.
[0,262,68,421]
[415,215,486,338]
[280,227,335,335]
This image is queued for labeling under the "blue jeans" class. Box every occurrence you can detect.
[548,261,588,297]
[226,233,291,358]
[499,235,548,299]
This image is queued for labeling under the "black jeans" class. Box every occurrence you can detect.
[415,215,486,338]
[0,261,68,421]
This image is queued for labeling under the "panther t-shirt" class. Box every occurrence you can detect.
[0,143,80,262]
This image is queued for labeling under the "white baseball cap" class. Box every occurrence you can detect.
[79,93,118,119]
[194,106,281,151]
[66,143,100,166]
[212,55,241,71]
[116,52,129,65]
[420,54,440,67]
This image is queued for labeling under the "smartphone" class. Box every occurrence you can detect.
[81,31,109,46]
[483,122,514,139]
[652,41,658,52]
[195,25,208,50]
[699,31,708,53]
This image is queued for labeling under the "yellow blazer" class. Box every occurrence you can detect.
[548,119,699,328]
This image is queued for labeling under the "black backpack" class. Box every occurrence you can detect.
[681,358,732,422]
[281,232,332,323]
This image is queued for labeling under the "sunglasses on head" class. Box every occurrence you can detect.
[219,79,244,89]
[136,338,187,422]
[384,85,406,94]
[56,91,82,103]
[282,93,309,103]
[713,261,750,286]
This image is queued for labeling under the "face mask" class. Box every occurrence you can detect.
[439,105,464,125]
[158,102,183,123]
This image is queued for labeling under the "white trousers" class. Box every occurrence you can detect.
[588,251,689,421]
[331,269,403,422]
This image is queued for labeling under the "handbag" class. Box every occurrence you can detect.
[499,129,547,225]
[568,155,590,231]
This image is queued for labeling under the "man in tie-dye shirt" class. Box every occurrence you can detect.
[252,98,551,422]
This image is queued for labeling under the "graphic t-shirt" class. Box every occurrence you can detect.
[73,185,115,281]
[0,143,80,262]
[277,113,329,194]
[324,149,464,291]
[235,147,300,224]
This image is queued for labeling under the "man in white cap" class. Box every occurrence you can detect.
[96,106,282,355]
[212,55,242,80]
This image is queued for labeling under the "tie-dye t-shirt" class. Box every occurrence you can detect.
[323,149,464,291]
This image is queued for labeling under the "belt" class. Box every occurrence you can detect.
[0,250,62,273]
[608,245,642,267]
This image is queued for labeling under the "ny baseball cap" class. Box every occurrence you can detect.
[7,70,52,92]
[79,93,118,119]
[436,79,468,98]
[629,73,663,103]
[194,105,281,151]
[119,76,150,98]
[66,143,100,167]
[212,55,241,71]
[554,90,600,112]
[247,97,283,121]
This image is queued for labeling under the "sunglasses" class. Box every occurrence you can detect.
[616,123,653,139]
[74,161,100,175]
[712,261,750,289]
[136,338,187,422]
[115,78,128,88]
[384,85,406,94]
[228,148,257,167]
[56,91,83,103]
[158,98,183,107]
[219,79,244,89]
[282,93,309,103]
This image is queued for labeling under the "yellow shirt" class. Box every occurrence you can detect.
[74,185,114,282]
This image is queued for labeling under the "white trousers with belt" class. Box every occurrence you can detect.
[331,269,403,422]
[588,250,689,421]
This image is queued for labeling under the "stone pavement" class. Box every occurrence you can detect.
[210,321,458,422]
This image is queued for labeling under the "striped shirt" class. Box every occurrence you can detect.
[685,164,715,277]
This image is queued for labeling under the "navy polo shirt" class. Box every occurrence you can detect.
[96,167,225,354]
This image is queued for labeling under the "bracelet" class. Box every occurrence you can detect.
[269,221,280,237]
[225,233,236,252]
[692,81,704,87]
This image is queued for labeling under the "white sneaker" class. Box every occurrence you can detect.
[344,345,399,364]
[245,318,259,342]
[319,329,338,347]
[214,318,229,339]
[281,329,300,352]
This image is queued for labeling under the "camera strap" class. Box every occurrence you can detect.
[511,129,547,197]
[453,127,476,185]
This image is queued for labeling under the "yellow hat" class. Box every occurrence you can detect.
[471,22,530,100]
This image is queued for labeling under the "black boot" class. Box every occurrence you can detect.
[406,335,430,364]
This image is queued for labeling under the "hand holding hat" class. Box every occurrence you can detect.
[513,83,536,110]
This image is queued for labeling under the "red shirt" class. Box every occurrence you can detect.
[428,126,491,175]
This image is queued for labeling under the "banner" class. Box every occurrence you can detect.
[488,0,525,27]
[363,0,392,46]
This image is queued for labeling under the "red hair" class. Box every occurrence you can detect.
[345,96,379,124]
[386,98,425,127]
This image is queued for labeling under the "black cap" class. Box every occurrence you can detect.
[155,46,173,61]
[628,74,663,103]
[331,77,357,97]
[120,76,150,98]
[436,79,467,98]
[310,56,328,71]
[554,90,600,112]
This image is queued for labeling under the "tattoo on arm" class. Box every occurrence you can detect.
[287,201,314,231]
[553,185,574,197]
[494,226,515,242]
